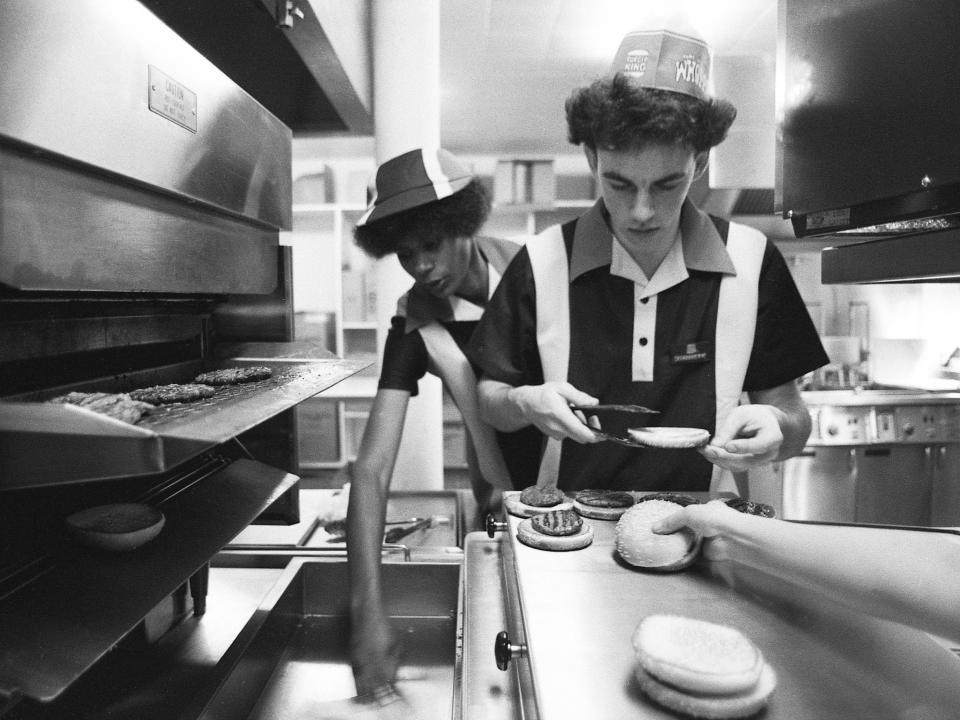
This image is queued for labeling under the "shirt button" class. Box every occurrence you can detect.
[639,337,648,346]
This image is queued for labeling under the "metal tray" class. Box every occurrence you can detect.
[492,512,960,719]
[195,558,461,720]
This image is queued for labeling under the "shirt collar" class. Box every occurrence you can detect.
[569,198,736,282]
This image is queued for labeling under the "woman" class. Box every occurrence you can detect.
[345,147,536,701]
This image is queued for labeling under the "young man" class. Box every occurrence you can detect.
[345,148,537,700]
[467,28,828,493]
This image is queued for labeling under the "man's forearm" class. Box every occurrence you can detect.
[477,378,530,431]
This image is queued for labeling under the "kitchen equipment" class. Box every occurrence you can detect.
[191,559,460,720]
[568,403,659,414]
[464,514,960,719]
[778,390,960,526]
[0,0,370,713]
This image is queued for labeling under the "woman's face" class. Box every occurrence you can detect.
[396,235,474,298]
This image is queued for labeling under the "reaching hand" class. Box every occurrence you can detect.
[350,610,400,698]
[508,381,600,443]
[699,404,783,471]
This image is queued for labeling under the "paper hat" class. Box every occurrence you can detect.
[610,28,712,100]
[356,147,474,226]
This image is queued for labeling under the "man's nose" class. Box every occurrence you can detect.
[631,190,655,223]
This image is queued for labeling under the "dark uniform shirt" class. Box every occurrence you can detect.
[467,201,828,492]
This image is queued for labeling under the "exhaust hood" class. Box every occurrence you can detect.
[140,0,372,134]
[777,0,960,283]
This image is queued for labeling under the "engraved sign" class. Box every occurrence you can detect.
[148,65,197,132]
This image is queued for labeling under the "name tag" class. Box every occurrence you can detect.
[670,340,712,364]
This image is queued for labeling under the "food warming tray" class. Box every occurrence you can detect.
[468,501,960,719]
[194,558,460,720]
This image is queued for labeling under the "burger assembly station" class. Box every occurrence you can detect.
[3,1,960,719]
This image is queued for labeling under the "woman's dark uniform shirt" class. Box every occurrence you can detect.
[466,201,829,492]
[378,254,542,489]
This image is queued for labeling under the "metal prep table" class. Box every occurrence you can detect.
[462,493,960,719]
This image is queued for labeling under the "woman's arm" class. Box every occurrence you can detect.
[655,501,960,643]
[346,388,411,695]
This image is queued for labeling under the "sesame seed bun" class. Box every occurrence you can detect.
[615,499,701,570]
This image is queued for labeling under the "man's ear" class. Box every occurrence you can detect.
[583,145,599,175]
[693,151,709,180]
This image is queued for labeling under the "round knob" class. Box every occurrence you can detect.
[903,423,915,436]
[494,630,527,671]
[826,424,839,437]
[485,514,508,538]
[921,174,933,188]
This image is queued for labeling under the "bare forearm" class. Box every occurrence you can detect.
[721,514,960,641]
[477,378,530,431]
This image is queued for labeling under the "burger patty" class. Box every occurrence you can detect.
[129,383,215,405]
[576,489,635,508]
[637,492,701,507]
[194,366,273,386]
[519,485,566,507]
[531,509,583,536]
[49,391,154,425]
[726,498,776,518]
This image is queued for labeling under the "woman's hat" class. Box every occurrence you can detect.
[610,27,712,100]
[356,147,474,226]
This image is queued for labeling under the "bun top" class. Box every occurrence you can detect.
[615,499,701,570]
[632,614,764,695]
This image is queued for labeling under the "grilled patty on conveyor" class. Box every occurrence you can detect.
[194,366,272,385]
[49,392,154,425]
[129,383,215,404]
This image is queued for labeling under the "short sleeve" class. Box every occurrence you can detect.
[466,247,544,386]
[743,241,830,391]
[378,316,429,395]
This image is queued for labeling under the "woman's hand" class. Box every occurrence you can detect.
[652,500,743,561]
[350,608,400,697]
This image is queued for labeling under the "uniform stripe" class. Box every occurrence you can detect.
[421,147,455,199]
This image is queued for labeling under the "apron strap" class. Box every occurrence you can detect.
[525,224,569,488]
[711,220,766,493]
[419,322,513,491]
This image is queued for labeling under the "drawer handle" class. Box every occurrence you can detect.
[494,630,527,671]
[485,514,508,538]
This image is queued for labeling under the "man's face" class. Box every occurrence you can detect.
[396,234,474,299]
[588,142,706,252]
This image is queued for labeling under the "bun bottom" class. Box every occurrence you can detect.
[635,662,777,719]
[572,499,630,520]
[504,493,573,518]
[516,517,593,551]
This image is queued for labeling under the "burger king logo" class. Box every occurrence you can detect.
[624,49,649,77]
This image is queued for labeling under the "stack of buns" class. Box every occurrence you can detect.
[632,614,777,718]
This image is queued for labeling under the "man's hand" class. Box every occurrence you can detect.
[507,381,600,443]
[699,404,784,471]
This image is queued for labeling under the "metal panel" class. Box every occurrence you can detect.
[0,457,298,703]
[0,0,291,229]
[778,0,960,232]
[498,505,960,718]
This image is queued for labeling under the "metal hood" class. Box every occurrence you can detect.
[140,0,372,134]
[777,0,960,283]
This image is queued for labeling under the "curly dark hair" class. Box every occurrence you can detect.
[565,74,737,154]
[353,179,491,259]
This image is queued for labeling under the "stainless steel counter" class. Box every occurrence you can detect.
[463,505,960,719]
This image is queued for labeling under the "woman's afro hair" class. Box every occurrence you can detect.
[353,179,491,259]
[565,74,737,154]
